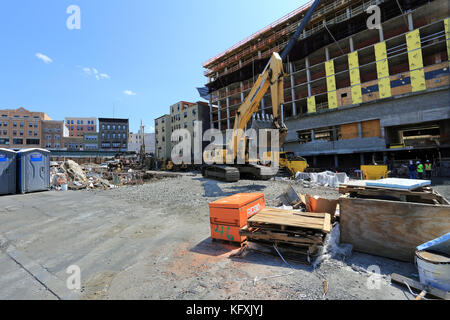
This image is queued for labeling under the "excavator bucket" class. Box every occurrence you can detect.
[251,114,288,146]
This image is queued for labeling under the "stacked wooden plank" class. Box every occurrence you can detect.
[239,207,332,262]
[339,183,449,205]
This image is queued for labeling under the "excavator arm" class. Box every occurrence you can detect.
[228,0,322,161]
[229,52,286,160]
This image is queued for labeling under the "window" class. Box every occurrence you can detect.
[13,122,17,127]
[113,125,116,130]
[0,138,10,145]
[26,139,40,145]
[20,122,23,128]
[20,130,24,136]
[54,135,60,140]
[192,109,196,116]
[13,130,17,136]
[34,122,38,128]
[2,130,6,135]
[184,122,187,128]
[34,130,38,136]
[13,138,23,145]
[29,123,33,127]
[123,133,126,139]
[102,124,105,130]
[107,125,111,130]
[54,143,60,148]
[3,122,6,126]
[184,112,187,118]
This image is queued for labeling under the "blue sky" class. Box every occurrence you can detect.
[0,0,308,133]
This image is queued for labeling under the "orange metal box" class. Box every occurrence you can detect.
[210,224,245,243]
[209,193,265,228]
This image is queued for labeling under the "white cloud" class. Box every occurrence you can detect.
[36,53,53,64]
[80,66,110,80]
[82,67,91,75]
[124,90,136,96]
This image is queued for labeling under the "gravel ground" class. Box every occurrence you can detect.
[1,173,448,300]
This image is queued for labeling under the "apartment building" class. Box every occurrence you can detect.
[63,136,84,151]
[128,131,156,155]
[83,132,100,151]
[169,101,212,162]
[42,120,68,150]
[203,0,450,168]
[98,118,129,152]
[155,115,171,160]
[0,107,51,149]
[65,117,97,137]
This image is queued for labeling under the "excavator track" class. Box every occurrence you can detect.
[202,165,240,182]
[237,164,277,180]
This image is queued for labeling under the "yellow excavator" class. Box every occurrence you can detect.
[201,0,321,182]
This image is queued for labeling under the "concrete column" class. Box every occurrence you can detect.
[209,77,213,129]
[240,82,244,102]
[334,155,339,168]
[217,100,221,130]
[311,129,315,141]
[325,47,330,61]
[360,153,365,166]
[313,156,318,167]
[349,37,354,52]
[225,87,231,129]
[407,13,414,31]
[258,51,262,59]
[289,62,297,117]
[305,57,312,96]
[346,7,351,19]
[358,122,363,139]
[379,25,384,42]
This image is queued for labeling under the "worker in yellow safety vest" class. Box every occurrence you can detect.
[425,160,433,179]
[416,161,424,179]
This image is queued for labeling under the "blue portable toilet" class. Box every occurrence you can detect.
[0,148,17,195]
[17,148,51,194]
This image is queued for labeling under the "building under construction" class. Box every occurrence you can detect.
[203,0,450,173]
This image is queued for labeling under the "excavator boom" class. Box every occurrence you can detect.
[203,0,322,182]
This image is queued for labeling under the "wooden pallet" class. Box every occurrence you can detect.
[339,184,449,205]
[244,239,319,265]
[247,208,331,233]
[240,225,324,246]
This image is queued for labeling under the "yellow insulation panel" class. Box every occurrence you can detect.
[307,96,316,114]
[375,42,391,98]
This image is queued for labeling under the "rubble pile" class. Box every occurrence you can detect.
[51,160,114,190]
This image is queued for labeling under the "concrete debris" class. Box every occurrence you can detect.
[313,223,353,269]
[295,171,349,188]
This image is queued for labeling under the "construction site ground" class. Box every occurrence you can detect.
[1,173,449,300]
